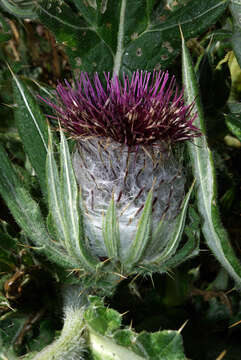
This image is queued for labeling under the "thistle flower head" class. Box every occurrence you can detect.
[41,70,201,146]
[41,71,201,264]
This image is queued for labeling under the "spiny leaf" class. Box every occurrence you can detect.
[59,130,98,270]
[0,145,73,269]
[182,31,241,289]
[12,69,48,196]
[86,296,186,360]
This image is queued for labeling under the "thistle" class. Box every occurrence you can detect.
[40,70,201,281]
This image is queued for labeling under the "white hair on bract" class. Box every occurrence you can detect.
[73,137,185,260]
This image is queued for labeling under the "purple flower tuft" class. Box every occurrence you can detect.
[40,70,201,146]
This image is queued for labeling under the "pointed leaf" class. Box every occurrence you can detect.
[225,113,241,142]
[46,127,71,249]
[12,70,48,196]
[161,227,200,271]
[144,216,170,259]
[102,197,120,259]
[86,296,186,360]
[125,189,153,267]
[0,145,73,269]
[182,33,241,288]
[59,131,98,270]
[151,181,194,264]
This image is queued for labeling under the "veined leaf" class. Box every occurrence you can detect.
[12,70,48,196]
[86,296,186,360]
[226,113,241,142]
[230,0,241,67]
[0,0,37,18]
[0,145,73,269]
[229,0,241,30]
[231,31,241,68]
[122,0,228,75]
[182,32,241,288]
[36,0,228,74]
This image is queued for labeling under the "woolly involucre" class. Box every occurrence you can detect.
[73,139,185,259]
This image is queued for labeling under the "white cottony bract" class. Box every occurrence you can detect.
[73,138,186,263]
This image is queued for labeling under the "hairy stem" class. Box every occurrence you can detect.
[112,0,126,77]
[31,307,86,360]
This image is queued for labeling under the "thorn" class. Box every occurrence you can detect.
[112,272,127,280]
[129,273,140,285]
[165,268,175,280]
[229,319,241,328]
[216,350,227,360]
[129,319,133,330]
[149,273,155,288]
[179,23,184,42]
[78,289,84,297]
[225,287,235,295]
[1,103,18,109]
[178,319,188,333]
[120,310,129,317]
[100,257,112,265]
[137,265,151,272]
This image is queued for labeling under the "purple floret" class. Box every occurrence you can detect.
[40,70,201,146]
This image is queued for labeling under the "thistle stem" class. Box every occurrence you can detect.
[30,286,87,360]
[112,0,127,77]
[31,306,86,360]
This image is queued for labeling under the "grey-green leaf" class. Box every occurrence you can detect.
[12,71,48,196]
[59,131,98,271]
[46,128,71,249]
[182,32,241,289]
[0,145,73,269]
